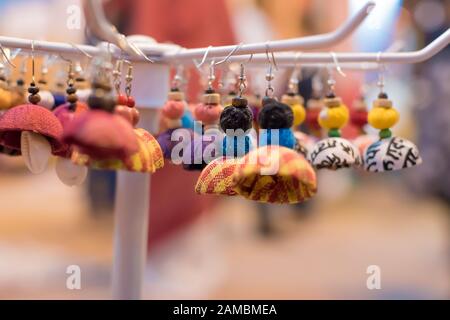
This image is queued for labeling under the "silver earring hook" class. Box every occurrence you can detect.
[330,51,346,78]
[69,42,93,59]
[265,41,278,71]
[0,44,16,69]
[215,42,243,66]
[207,59,216,90]
[31,40,36,84]
[376,51,385,94]
[195,45,212,69]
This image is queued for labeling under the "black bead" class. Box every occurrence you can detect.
[258,100,293,129]
[378,92,388,99]
[66,86,77,95]
[27,86,39,94]
[16,79,24,86]
[220,105,253,133]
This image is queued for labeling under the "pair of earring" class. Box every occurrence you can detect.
[196,56,317,204]
[66,54,164,175]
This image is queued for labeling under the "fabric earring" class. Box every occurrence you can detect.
[195,63,255,196]
[157,65,196,160]
[184,61,224,171]
[0,47,64,173]
[231,59,317,204]
[364,92,422,172]
[309,67,361,170]
[52,59,88,186]
[70,60,163,173]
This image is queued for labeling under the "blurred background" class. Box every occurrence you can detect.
[0,0,449,299]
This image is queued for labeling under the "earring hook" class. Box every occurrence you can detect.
[195,45,212,69]
[30,40,36,84]
[123,59,133,97]
[376,51,385,94]
[330,51,346,78]
[0,44,16,68]
[215,42,243,66]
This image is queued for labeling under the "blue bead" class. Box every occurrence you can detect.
[181,110,195,130]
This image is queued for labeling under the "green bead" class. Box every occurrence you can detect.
[379,128,392,139]
[328,128,340,138]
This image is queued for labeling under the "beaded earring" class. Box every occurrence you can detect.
[231,52,317,204]
[70,60,163,173]
[9,59,27,107]
[184,60,224,171]
[195,62,255,196]
[364,65,421,172]
[157,65,196,160]
[309,66,361,170]
[73,61,92,103]
[0,43,64,173]
[52,58,89,186]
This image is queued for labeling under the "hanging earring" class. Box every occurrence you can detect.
[36,57,55,110]
[184,58,224,171]
[63,50,139,161]
[0,41,64,173]
[195,59,255,196]
[157,64,196,160]
[309,54,362,170]
[51,57,88,186]
[232,46,317,204]
[70,59,163,173]
[364,57,422,172]
[73,61,91,103]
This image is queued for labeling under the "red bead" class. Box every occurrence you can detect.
[117,94,128,106]
[127,96,136,108]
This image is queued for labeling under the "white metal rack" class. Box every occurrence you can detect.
[0,0,448,300]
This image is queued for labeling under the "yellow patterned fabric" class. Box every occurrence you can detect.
[72,128,164,173]
[232,145,317,204]
[195,157,243,196]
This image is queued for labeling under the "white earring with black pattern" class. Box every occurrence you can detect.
[364,91,422,172]
[309,69,361,170]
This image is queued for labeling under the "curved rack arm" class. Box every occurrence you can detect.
[229,28,450,65]
[157,1,375,61]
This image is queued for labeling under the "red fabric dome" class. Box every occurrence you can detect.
[63,109,139,160]
[0,104,64,153]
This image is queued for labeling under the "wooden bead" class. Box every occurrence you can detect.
[67,94,78,104]
[373,98,393,108]
[167,91,185,101]
[28,94,41,104]
[202,93,220,105]
[281,94,304,106]
[323,97,342,108]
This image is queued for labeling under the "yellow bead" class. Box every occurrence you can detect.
[368,106,399,130]
[290,103,306,126]
[0,89,12,110]
[318,104,349,130]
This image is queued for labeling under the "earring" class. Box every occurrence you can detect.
[51,58,89,186]
[231,48,317,204]
[9,58,27,107]
[73,61,91,103]
[309,63,361,170]
[157,64,196,160]
[364,63,422,172]
[69,59,163,173]
[0,42,64,173]
[195,62,255,196]
[184,60,224,171]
